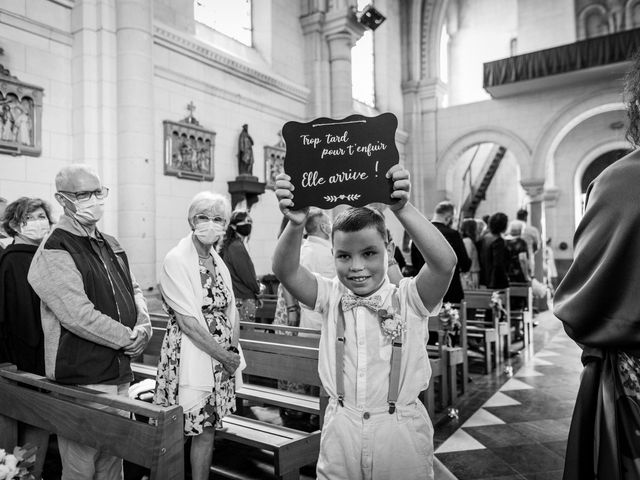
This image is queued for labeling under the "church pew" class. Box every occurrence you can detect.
[0,364,183,480]
[508,282,534,349]
[427,301,469,404]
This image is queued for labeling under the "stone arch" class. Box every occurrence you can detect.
[420,0,450,79]
[531,87,624,182]
[572,140,630,228]
[436,127,532,192]
[577,4,609,39]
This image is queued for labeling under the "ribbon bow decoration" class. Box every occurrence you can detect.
[341,293,383,312]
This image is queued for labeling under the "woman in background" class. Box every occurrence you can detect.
[220,210,261,322]
[459,218,480,289]
[0,196,54,477]
[0,197,54,373]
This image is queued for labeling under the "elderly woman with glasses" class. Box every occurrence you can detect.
[154,191,243,480]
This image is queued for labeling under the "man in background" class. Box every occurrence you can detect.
[299,209,336,332]
[412,201,470,303]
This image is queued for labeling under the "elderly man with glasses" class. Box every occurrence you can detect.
[28,164,152,480]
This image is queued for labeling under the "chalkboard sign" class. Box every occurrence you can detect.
[282,113,399,209]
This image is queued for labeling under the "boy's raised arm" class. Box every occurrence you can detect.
[387,165,456,311]
[272,173,319,308]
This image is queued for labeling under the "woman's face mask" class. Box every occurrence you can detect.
[19,218,50,242]
[194,219,226,245]
[235,223,252,237]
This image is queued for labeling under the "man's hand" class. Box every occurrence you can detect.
[275,173,309,225]
[386,165,411,212]
[124,329,148,357]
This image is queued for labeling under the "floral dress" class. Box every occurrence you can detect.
[154,257,236,436]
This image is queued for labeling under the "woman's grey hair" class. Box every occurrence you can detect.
[187,191,231,227]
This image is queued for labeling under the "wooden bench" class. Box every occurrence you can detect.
[509,282,534,349]
[427,301,468,405]
[0,364,183,480]
[237,322,323,416]
[465,289,512,365]
[254,294,278,323]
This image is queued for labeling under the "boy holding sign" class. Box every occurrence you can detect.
[272,164,456,480]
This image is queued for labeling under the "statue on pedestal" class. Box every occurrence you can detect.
[238,124,254,176]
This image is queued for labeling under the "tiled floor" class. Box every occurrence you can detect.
[433,311,582,480]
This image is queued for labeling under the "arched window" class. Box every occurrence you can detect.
[194,0,252,46]
[352,0,375,107]
[440,24,450,84]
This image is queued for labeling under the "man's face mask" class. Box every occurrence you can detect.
[59,188,108,226]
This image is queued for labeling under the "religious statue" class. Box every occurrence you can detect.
[238,124,254,176]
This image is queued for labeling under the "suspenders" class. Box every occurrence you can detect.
[335,288,403,414]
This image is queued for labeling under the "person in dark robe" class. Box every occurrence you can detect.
[477,212,509,289]
[554,49,640,480]
[0,197,54,373]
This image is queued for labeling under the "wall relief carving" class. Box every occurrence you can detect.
[264,131,286,190]
[163,102,215,181]
[0,48,43,157]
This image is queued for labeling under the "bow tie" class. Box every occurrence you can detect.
[341,293,383,312]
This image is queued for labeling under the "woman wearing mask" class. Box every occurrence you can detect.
[220,210,261,322]
[154,192,243,480]
[0,197,53,373]
[0,197,54,478]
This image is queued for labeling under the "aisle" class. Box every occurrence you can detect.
[434,313,582,480]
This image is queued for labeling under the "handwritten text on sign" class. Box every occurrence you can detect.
[282,113,399,209]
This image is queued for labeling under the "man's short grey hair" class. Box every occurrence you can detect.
[54,164,100,191]
[187,191,231,224]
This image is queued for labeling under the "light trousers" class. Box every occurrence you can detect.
[58,383,129,480]
[316,400,434,480]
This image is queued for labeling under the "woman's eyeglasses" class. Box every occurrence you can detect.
[58,187,109,202]
[194,214,227,225]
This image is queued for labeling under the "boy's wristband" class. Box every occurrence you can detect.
[287,305,301,313]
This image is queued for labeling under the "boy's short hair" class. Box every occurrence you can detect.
[331,207,387,244]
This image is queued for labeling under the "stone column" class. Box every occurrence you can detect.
[300,11,331,119]
[116,0,155,289]
[521,178,546,282]
[324,9,365,118]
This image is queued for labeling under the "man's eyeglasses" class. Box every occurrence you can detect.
[194,214,227,225]
[58,187,110,202]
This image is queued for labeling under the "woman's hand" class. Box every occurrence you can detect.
[275,173,309,225]
[220,349,241,375]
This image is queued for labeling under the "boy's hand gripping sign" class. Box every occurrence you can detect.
[282,113,399,209]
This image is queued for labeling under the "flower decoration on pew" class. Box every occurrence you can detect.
[490,291,507,319]
[438,302,461,347]
[377,307,405,341]
[0,444,37,480]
